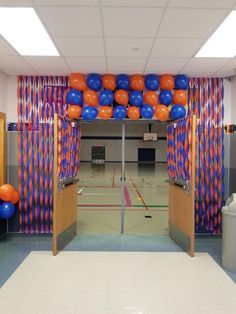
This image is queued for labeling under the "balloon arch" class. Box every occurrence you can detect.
[66,73,189,122]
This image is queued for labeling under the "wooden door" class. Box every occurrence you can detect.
[52,114,78,255]
[168,115,196,257]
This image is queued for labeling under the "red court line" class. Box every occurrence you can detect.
[128,175,148,210]
[124,186,132,207]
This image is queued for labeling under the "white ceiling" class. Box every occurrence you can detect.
[0,0,236,77]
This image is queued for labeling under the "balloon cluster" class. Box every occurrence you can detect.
[66,73,189,121]
[0,184,19,219]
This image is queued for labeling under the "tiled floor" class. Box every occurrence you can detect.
[1,251,236,314]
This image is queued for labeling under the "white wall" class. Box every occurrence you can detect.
[6,75,17,122]
[231,76,236,122]
[0,70,7,113]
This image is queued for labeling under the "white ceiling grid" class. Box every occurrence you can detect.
[0,0,235,76]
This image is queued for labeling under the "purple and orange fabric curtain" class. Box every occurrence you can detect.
[17,76,80,234]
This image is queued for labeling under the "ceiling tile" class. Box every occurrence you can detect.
[37,7,103,36]
[182,58,230,76]
[145,58,188,74]
[103,7,163,37]
[214,57,236,77]
[101,0,167,7]
[0,0,32,5]
[23,56,69,71]
[0,36,18,56]
[0,56,35,75]
[106,38,153,58]
[34,0,99,5]
[65,57,107,73]
[168,0,236,9]
[151,38,204,58]
[107,58,146,73]
[158,8,227,38]
[54,37,105,57]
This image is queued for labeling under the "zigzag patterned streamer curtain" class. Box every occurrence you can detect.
[189,78,224,234]
[17,76,69,233]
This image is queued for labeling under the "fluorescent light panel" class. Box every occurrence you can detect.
[0,7,59,56]
[195,10,236,58]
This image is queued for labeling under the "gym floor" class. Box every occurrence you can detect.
[77,162,168,234]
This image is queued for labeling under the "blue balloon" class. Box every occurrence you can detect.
[145,74,160,91]
[159,90,173,106]
[99,89,114,105]
[113,105,126,120]
[66,89,83,105]
[175,74,189,90]
[87,73,102,91]
[82,106,98,121]
[170,104,186,120]
[129,91,143,107]
[0,202,15,219]
[116,74,130,90]
[140,104,154,119]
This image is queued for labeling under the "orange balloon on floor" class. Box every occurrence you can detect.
[144,91,159,107]
[84,89,98,106]
[98,106,113,120]
[11,191,19,204]
[0,184,14,202]
[173,90,187,105]
[67,105,82,119]
[127,106,140,120]
[154,105,169,121]
[160,75,174,90]
[115,89,129,106]
[69,73,87,91]
[102,74,116,91]
[130,74,144,90]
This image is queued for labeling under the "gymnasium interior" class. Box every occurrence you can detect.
[0,1,236,313]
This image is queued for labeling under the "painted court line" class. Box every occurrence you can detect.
[128,175,148,210]
[124,186,132,207]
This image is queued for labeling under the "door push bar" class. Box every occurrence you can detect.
[58,176,79,192]
[165,178,190,193]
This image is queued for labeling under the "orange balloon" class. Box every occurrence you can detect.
[173,90,187,105]
[160,74,174,90]
[102,74,116,91]
[84,89,98,106]
[11,191,19,204]
[130,74,144,90]
[115,89,129,106]
[67,105,82,119]
[127,106,140,120]
[69,73,87,91]
[154,105,169,121]
[0,184,14,202]
[144,91,159,107]
[98,106,113,120]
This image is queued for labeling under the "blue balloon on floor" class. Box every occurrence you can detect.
[170,104,186,120]
[129,91,143,107]
[66,89,83,105]
[116,74,130,90]
[82,106,98,121]
[99,89,114,105]
[0,202,15,219]
[113,105,126,120]
[159,90,173,106]
[87,73,102,91]
[175,74,189,90]
[145,74,160,91]
[140,104,154,119]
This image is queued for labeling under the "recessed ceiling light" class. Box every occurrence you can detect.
[195,10,236,58]
[0,7,59,56]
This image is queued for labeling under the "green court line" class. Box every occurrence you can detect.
[133,205,168,208]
